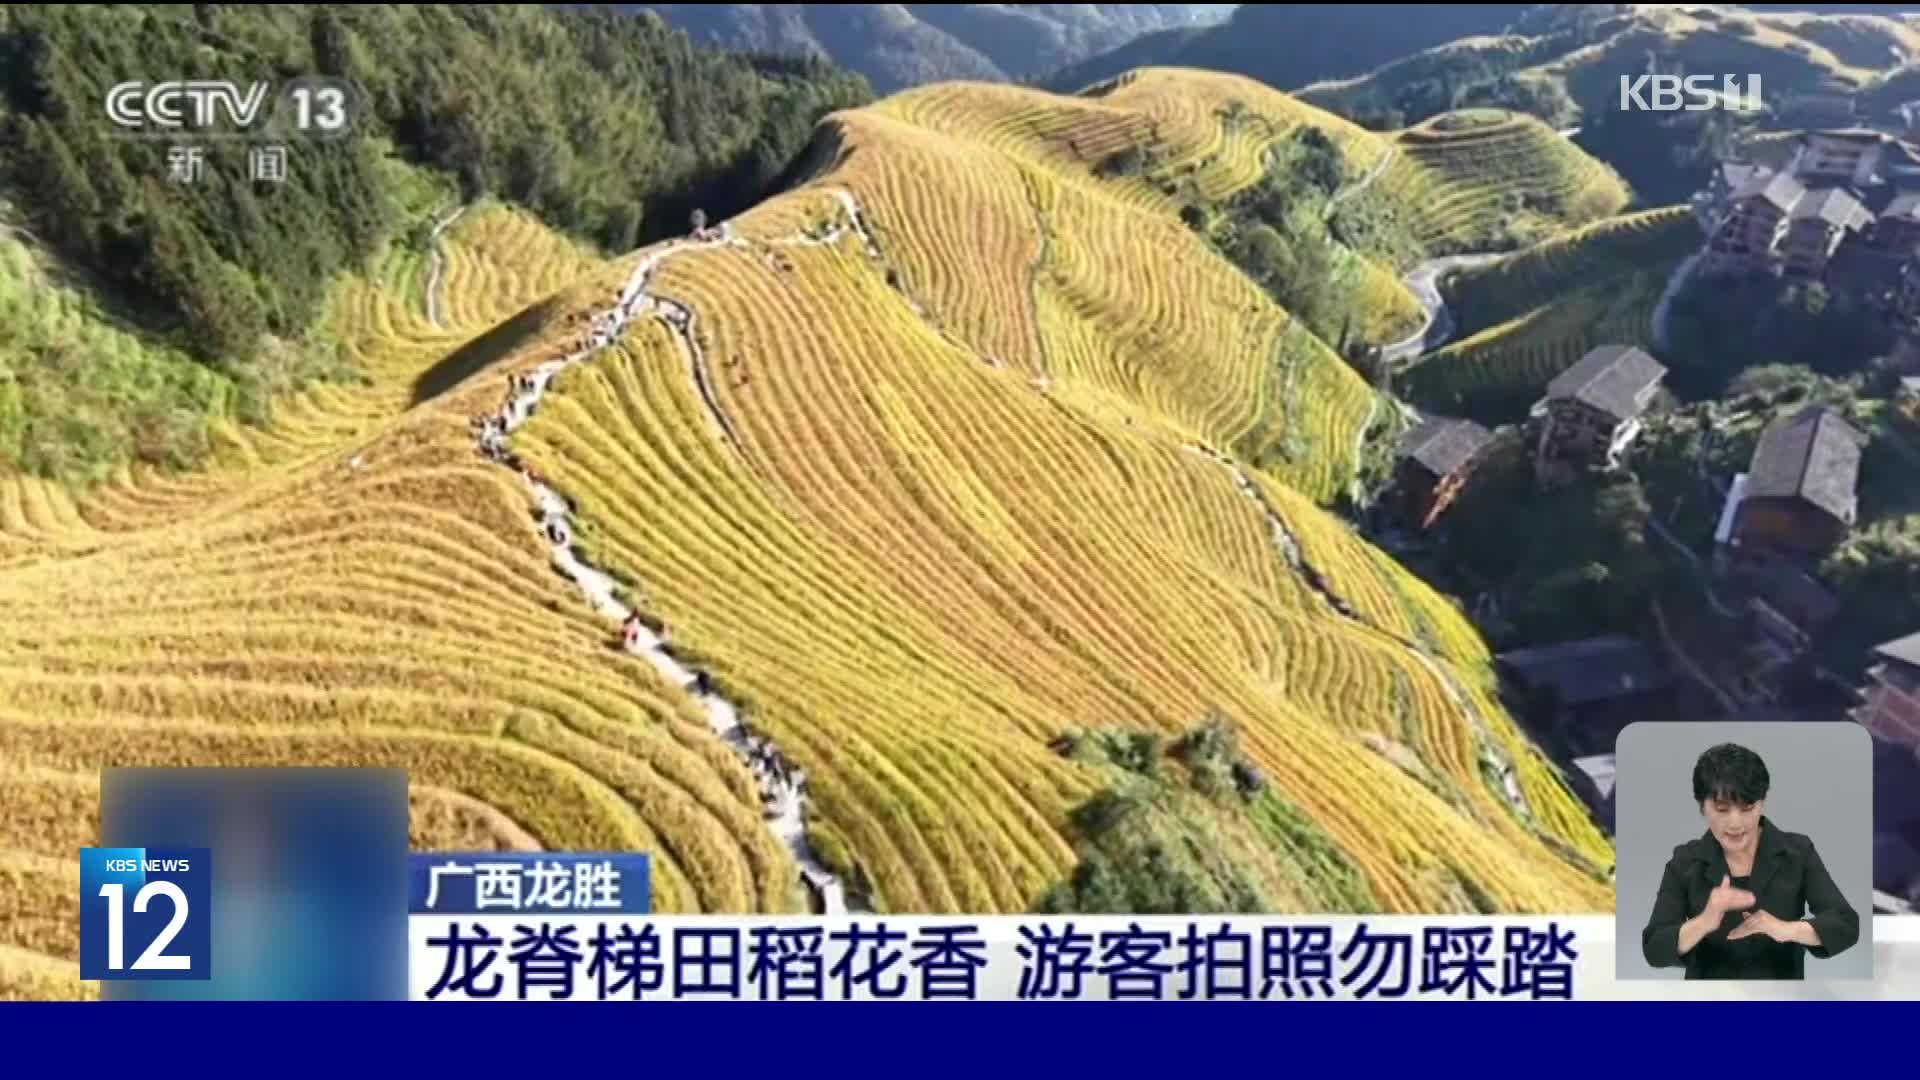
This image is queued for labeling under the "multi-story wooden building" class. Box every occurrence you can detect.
[1857,632,1920,751]
[1730,405,1865,560]
[1532,345,1667,487]
[1826,192,1920,307]
[1788,129,1889,187]
[1703,170,1804,275]
[1781,187,1873,282]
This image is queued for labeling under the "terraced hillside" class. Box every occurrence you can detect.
[1442,205,1701,334]
[1340,111,1630,262]
[1300,5,1920,126]
[1401,206,1698,421]
[0,70,1619,997]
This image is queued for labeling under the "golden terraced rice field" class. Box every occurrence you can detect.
[0,73,1616,993]
[1391,114,1630,249]
[1402,207,1696,419]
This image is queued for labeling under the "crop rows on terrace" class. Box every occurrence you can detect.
[0,761,533,964]
[1404,263,1671,421]
[879,80,1153,171]
[2,74,1623,993]
[0,451,795,898]
[891,70,1401,221]
[1342,254,1430,345]
[860,82,1389,501]
[513,178,1610,915]
[0,206,806,986]
[0,205,597,553]
[815,112,1049,378]
[1443,205,1700,333]
[1374,115,1630,254]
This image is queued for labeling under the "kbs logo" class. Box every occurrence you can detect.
[105,76,358,136]
[79,847,212,980]
[1619,73,1763,112]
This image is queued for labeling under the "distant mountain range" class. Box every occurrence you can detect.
[614,4,1237,93]
[1042,4,1525,94]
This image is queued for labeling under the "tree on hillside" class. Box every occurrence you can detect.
[1200,127,1352,344]
[1821,528,1920,675]
[1664,274,1894,398]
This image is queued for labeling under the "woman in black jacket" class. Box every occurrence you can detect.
[1641,742,1860,979]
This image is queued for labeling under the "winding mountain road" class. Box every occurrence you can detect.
[1650,251,1701,352]
[1377,253,1507,367]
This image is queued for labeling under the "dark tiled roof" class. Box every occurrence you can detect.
[1497,635,1671,707]
[1400,417,1491,477]
[1744,405,1865,524]
[1545,345,1667,421]
[1790,186,1871,228]
[1734,170,1805,211]
[1878,631,1920,670]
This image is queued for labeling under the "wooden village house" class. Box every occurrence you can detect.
[1532,345,1667,487]
[1393,417,1492,530]
[1781,187,1873,282]
[1787,129,1907,188]
[1730,405,1865,561]
[1498,635,1677,760]
[1701,131,1920,285]
[1703,170,1805,275]
[1827,192,1920,307]
[1857,631,1920,751]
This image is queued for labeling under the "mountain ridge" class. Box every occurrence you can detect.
[0,69,1623,993]
[623,4,1237,92]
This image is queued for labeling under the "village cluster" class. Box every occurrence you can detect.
[1394,349,1917,909]
[1695,129,1920,312]
[1376,128,1920,913]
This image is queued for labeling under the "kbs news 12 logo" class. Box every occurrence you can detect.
[1618,73,1763,112]
[79,847,212,980]
[104,75,360,138]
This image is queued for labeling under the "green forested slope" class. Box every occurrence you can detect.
[0,4,871,482]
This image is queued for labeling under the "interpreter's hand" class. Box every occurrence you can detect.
[1727,909,1796,943]
[1705,874,1756,918]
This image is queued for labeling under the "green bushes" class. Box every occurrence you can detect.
[1199,127,1355,345]
[1033,713,1370,914]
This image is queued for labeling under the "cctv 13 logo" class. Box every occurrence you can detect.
[80,848,211,980]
